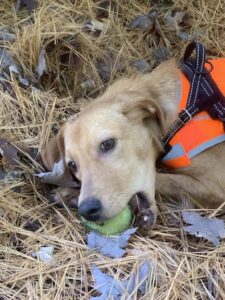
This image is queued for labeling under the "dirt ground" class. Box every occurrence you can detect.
[1,0,225,299]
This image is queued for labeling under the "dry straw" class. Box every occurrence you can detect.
[1,0,225,299]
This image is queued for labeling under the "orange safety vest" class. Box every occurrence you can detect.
[162,58,225,169]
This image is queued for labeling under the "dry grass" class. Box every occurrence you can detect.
[1,0,225,299]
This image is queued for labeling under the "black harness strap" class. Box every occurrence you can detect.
[162,42,225,149]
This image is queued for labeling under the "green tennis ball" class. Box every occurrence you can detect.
[81,206,133,235]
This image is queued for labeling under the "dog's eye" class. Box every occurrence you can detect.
[100,138,116,153]
[68,160,77,173]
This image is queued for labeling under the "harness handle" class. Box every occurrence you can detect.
[183,42,206,72]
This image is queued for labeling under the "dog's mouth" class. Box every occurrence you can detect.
[129,192,155,229]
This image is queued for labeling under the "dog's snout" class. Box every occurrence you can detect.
[78,198,102,221]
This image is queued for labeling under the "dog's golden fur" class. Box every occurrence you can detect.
[42,60,225,223]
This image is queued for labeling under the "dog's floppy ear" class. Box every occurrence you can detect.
[123,98,166,134]
[41,127,65,171]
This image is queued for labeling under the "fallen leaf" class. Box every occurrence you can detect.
[0,48,30,88]
[16,0,38,12]
[46,36,81,71]
[207,269,218,299]
[0,137,21,172]
[129,14,153,31]
[0,49,15,70]
[0,31,16,42]
[0,73,14,95]
[36,48,47,78]
[81,79,96,94]
[177,31,195,41]
[164,9,186,31]
[182,211,225,246]
[96,50,124,82]
[0,161,24,193]
[0,138,31,192]
[35,159,80,188]
[32,245,54,263]
[91,262,152,299]
[87,228,137,258]
[24,220,42,232]
[131,59,152,73]
[95,0,119,19]
[91,266,123,300]
[0,208,4,217]
[153,47,171,63]
[84,20,107,33]
[124,261,153,294]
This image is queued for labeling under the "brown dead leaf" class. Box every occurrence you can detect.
[131,59,152,73]
[45,36,81,72]
[177,31,195,41]
[96,50,124,82]
[81,78,96,95]
[0,48,30,89]
[0,138,21,172]
[164,9,187,32]
[153,47,171,63]
[95,0,119,19]
[129,14,154,31]
[0,137,30,172]
[16,0,38,12]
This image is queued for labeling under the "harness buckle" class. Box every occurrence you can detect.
[178,109,192,125]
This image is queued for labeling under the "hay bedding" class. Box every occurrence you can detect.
[1,0,225,299]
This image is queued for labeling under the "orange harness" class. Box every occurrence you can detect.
[162,44,225,169]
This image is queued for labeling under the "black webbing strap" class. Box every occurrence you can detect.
[162,42,225,149]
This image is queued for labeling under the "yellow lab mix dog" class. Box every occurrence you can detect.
[42,43,225,226]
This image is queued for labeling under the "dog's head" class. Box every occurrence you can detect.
[42,60,180,223]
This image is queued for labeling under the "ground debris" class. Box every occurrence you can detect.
[36,48,47,78]
[164,9,187,32]
[16,0,38,12]
[84,20,107,35]
[0,137,31,192]
[96,50,124,82]
[182,211,225,246]
[153,47,171,63]
[163,9,192,41]
[87,228,137,258]
[129,14,154,31]
[177,31,195,41]
[81,78,96,94]
[0,48,30,90]
[32,245,54,263]
[131,59,152,73]
[0,30,16,42]
[91,262,152,300]
[207,269,218,299]
[95,0,119,19]
[0,137,22,172]
[24,219,42,232]
[45,35,81,74]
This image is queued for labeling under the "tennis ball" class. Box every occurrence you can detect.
[81,206,133,235]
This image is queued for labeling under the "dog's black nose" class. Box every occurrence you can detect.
[78,198,102,221]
